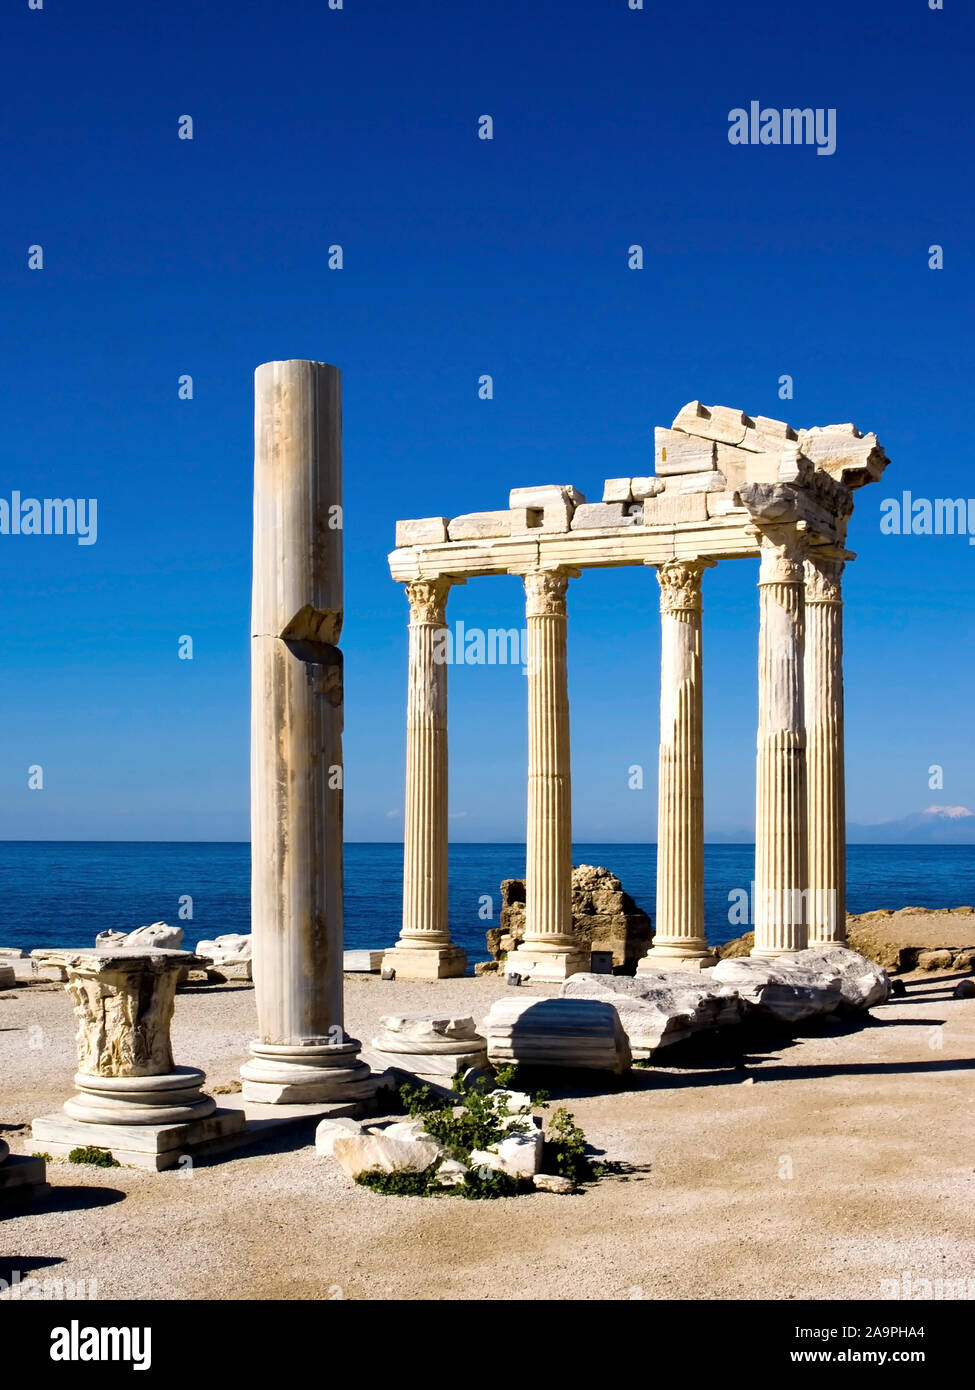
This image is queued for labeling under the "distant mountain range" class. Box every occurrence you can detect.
[706,806,975,845]
[846,805,975,844]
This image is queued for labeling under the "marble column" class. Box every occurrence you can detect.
[638,557,716,973]
[241,360,374,1106]
[752,527,810,957]
[507,567,587,982]
[383,577,468,980]
[804,553,847,944]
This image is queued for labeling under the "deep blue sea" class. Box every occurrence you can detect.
[1,842,973,966]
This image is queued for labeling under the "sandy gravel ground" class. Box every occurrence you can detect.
[2,968,973,1302]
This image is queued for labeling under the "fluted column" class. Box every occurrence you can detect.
[383,577,467,979]
[804,553,846,943]
[241,360,374,1106]
[752,527,809,957]
[507,567,587,982]
[638,558,715,972]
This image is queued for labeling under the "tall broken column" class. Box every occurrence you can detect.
[752,526,809,957]
[383,576,468,979]
[804,552,847,943]
[241,360,374,1106]
[638,557,715,972]
[507,567,588,982]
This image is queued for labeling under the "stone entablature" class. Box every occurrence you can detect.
[389,403,887,582]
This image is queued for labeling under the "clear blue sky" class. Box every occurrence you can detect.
[0,0,972,841]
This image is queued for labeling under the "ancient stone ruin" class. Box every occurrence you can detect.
[486,865,652,973]
[386,401,889,979]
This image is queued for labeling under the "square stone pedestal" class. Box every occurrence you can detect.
[31,1107,245,1173]
[0,1153,49,1200]
[382,945,467,980]
[504,948,590,983]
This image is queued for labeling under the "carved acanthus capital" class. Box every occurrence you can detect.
[804,555,845,603]
[655,558,716,614]
[524,568,573,618]
[405,577,453,625]
[756,524,808,585]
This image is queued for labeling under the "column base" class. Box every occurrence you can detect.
[240,1039,378,1106]
[750,944,807,959]
[62,1068,216,1126]
[31,1108,244,1172]
[381,944,467,980]
[637,945,716,974]
[504,946,590,982]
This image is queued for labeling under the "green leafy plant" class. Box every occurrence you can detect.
[355,1169,438,1197]
[31,1151,53,1161]
[67,1145,120,1168]
[544,1107,601,1183]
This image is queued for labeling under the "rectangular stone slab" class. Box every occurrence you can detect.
[32,1107,245,1172]
[343,949,385,972]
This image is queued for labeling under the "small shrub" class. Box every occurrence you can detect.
[31,1151,53,1161]
[544,1107,601,1183]
[355,1168,439,1197]
[456,1168,531,1200]
[67,1145,120,1168]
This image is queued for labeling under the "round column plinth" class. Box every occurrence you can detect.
[63,1067,216,1126]
[240,1039,376,1105]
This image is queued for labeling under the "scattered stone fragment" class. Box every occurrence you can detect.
[331,1133,441,1180]
[533,1172,575,1194]
[315,1116,363,1156]
[436,1158,468,1188]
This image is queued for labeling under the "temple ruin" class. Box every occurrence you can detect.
[385,401,889,980]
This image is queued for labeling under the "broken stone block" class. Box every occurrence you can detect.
[630,476,666,499]
[447,510,512,540]
[331,1133,442,1179]
[563,970,745,1059]
[533,1172,574,1194]
[710,955,842,1023]
[797,425,888,489]
[571,501,635,529]
[601,478,632,503]
[492,1129,543,1177]
[394,517,450,547]
[672,402,751,446]
[315,1116,364,1156]
[654,427,717,475]
[484,996,632,1074]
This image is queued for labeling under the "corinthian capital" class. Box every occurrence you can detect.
[404,577,453,624]
[655,558,716,614]
[523,568,573,618]
[756,525,808,585]
[804,554,845,602]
